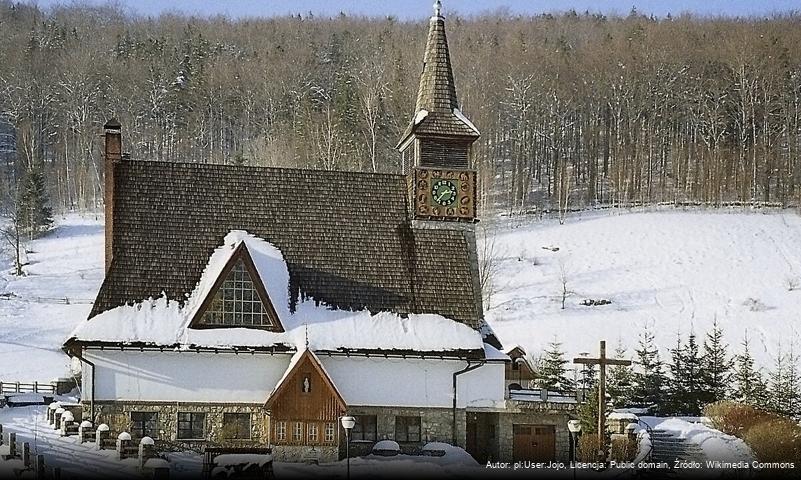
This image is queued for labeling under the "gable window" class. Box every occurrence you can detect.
[177,412,205,440]
[293,422,303,442]
[352,415,377,442]
[202,260,276,328]
[324,422,335,443]
[275,421,287,442]
[222,413,251,440]
[130,412,159,439]
[307,423,318,443]
[395,416,421,443]
[190,243,285,332]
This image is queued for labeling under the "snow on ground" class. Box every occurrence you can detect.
[0,213,104,382]
[0,405,142,479]
[641,416,755,462]
[484,208,801,369]
[3,208,801,381]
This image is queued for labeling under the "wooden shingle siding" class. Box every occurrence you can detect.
[397,14,479,147]
[91,161,481,329]
[416,15,459,113]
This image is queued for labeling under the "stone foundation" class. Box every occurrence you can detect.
[273,445,338,463]
[343,406,465,457]
[88,401,270,448]
[85,401,574,464]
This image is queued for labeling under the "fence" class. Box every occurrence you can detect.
[0,294,93,305]
[0,381,57,395]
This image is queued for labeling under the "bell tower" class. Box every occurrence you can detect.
[397,0,480,222]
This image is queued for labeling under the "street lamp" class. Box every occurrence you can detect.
[567,419,582,479]
[341,415,356,479]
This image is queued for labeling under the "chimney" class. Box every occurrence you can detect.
[103,119,122,273]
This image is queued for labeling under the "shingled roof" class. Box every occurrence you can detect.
[90,160,483,331]
[398,4,479,147]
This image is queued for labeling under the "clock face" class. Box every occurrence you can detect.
[431,179,458,206]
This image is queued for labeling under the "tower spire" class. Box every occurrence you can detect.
[397,1,479,223]
[397,1,479,150]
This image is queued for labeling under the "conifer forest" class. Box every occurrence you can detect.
[1,2,801,215]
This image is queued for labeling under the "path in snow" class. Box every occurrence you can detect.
[640,417,755,469]
[0,405,142,479]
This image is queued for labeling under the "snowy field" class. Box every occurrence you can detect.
[0,213,104,382]
[1,208,800,383]
[483,208,801,369]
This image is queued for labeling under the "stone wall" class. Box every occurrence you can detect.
[273,445,338,464]
[89,401,270,449]
[343,406,466,456]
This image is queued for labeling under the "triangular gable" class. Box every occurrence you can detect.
[265,349,346,413]
[188,242,284,332]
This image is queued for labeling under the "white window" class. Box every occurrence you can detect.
[293,422,303,442]
[324,423,335,443]
[276,421,286,441]
[308,423,318,443]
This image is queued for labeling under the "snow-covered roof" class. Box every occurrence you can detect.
[483,344,510,361]
[67,231,484,353]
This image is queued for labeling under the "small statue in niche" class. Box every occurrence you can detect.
[302,376,311,393]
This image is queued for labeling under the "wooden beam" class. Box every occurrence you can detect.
[571,340,632,464]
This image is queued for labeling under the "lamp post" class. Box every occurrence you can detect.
[567,420,582,479]
[341,415,356,480]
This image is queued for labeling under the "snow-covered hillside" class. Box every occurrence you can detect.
[484,209,801,369]
[0,214,104,382]
[2,209,800,382]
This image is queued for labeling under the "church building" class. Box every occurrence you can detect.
[64,1,575,465]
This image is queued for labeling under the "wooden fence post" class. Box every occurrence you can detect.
[33,381,38,393]
[36,454,45,480]
[22,442,30,467]
[54,466,61,480]
[0,423,4,444]
[9,432,16,457]
[15,381,20,393]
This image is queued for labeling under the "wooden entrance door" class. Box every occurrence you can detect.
[513,424,555,461]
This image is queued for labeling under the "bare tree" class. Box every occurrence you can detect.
[558,257,572,310]
[477,223,505,310]
[1,197,24,276]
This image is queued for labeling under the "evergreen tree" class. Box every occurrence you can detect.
[536,340,575,394]
[576,361,597,401]
[678,331,705,415]
[16,165,52,239]
[731,334,767,406]
[666,333,687,415]
[769,345,800,417]
[607,343,635,408]
[700,318,733,404]
[578,384,610,435]
[631,325,667,412]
